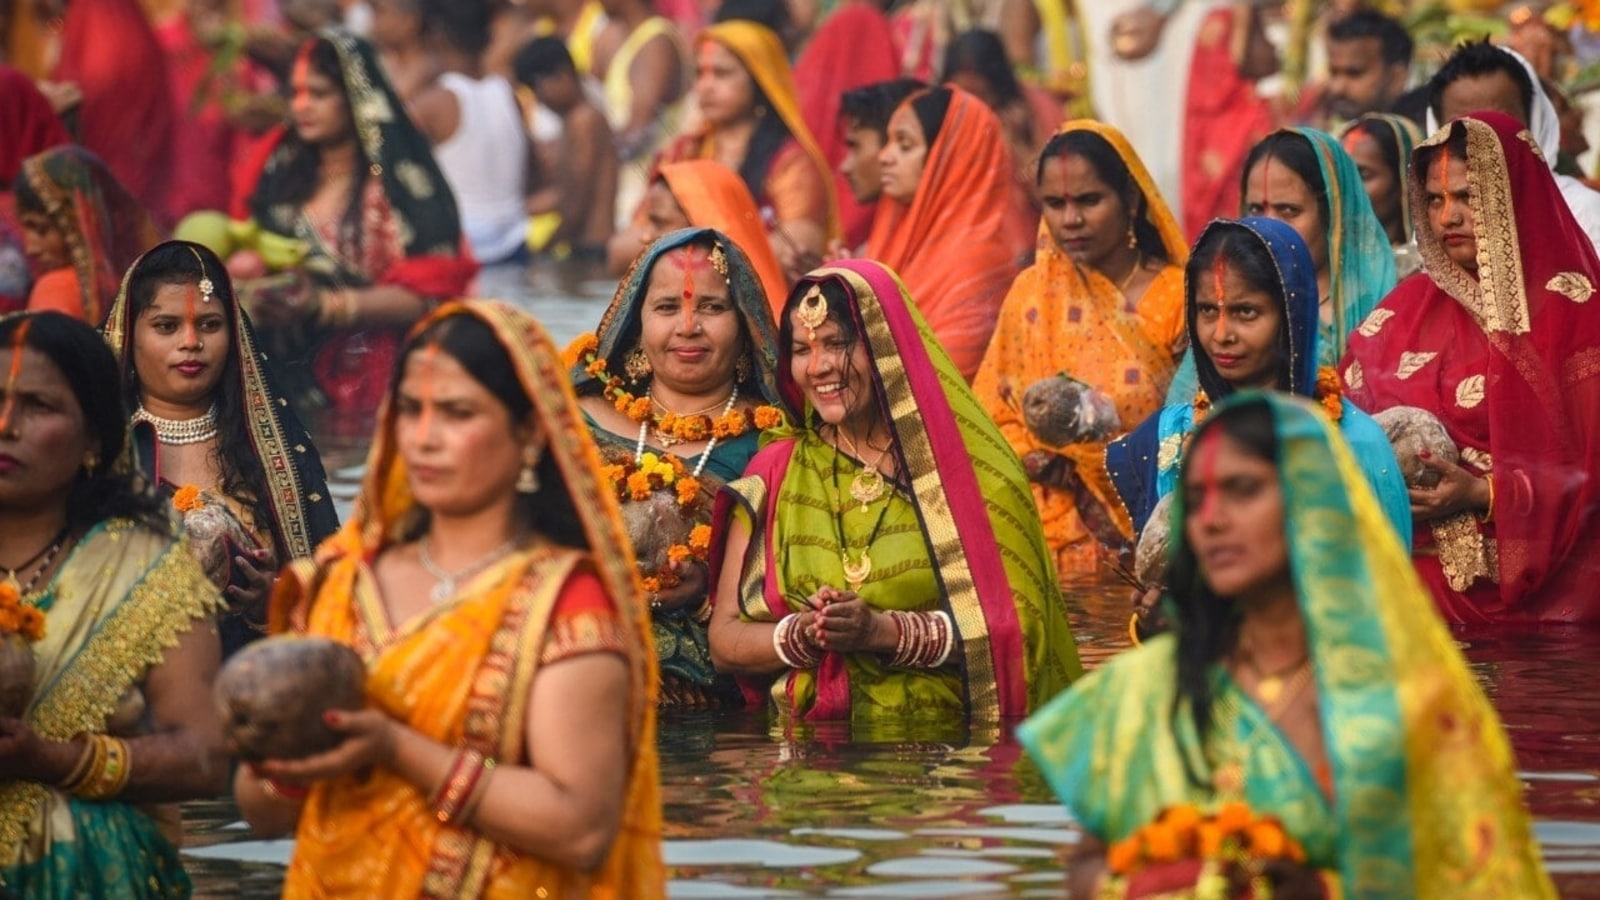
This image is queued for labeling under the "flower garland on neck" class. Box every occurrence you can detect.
[564,333,785,444]
[1194,366,1345,423]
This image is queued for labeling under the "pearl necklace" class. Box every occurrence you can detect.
[134,404,219,445]
[635,387,737,478]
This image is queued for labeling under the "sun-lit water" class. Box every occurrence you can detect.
[177,263,1600,898]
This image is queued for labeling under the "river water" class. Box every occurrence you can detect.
[177,264,1600,897]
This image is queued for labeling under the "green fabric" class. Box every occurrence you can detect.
[1,800,190,899]
[1300,126,1398,366]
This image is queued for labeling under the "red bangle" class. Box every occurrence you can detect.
[261,777,309,801]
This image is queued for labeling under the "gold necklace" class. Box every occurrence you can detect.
[1237,642,1312,708]
[836,428,889,513]
[1210,657,1315,797]
[1116,254,1147,297]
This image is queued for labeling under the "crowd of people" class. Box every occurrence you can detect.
[1,0,1598,896]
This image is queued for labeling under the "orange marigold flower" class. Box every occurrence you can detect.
[0,583,41,642]
[1214,801,1253,835]
[689,524,713,553]
[711,416,733,440]
[626,397,653,422]
[1106,837,1142,875]
[1245,820,1288,858]
[1160,804,1203,832]
[641,576,661,593]
[626,471,654,501]
[601,464,626,485]
[667,544,694,565]
[1196,822,1225,859]
[753,406,784,430]
[613,394,632,413]
[18,605,45,642]
[1142,822,1182,862]
[676,477,701,506]
[585,358,609,378]
[658,413,679,434]
[173,485,203,513]
[679,415,710,441]
[1316,366,1345,422]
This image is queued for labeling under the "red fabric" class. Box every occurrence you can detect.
[792,1,902,248]
[1179,7,1277,240]
[1342,112,1600,625]
[0,65,70,184]
[230,128,286,220]
[52,0,177,225]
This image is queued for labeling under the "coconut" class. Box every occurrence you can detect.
[620,488,698,576]
[1022,374,1122,447]
[1372,406,1459,489]
[1134,493,1175,591]
[214,635,366,761]
[0,634,33,719]
[182,496,263,591]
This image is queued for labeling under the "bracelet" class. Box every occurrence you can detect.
[58,735,97,791]
[260,777,310,801]
[1477,474,1495,524]
[316,289,359,329]
[692,598,713,626]
[70,734,132,800]
[886,610,955,669]
[429,748,495,825]
[772,614,822,669]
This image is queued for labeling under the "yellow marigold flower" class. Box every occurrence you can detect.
[173,485,203,514]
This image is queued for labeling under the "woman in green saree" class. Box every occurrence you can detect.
[1020,392,1553,898]
[708,260,1081,734]
[0,311,227,898]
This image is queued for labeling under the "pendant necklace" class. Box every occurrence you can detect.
[831,448,894,591]
[418,536,521,603]
[1,527,70,594]
[1239,646,1313,710]
[835,427,889,513]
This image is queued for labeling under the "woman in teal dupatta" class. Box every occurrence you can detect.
[1339,114,1424,280]
[1021,391,1553,898]
[708,260,1080,736]
[1105,217,1410,547]
[571,227,786,708]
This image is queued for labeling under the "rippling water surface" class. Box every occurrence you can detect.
[179,265,1600,897]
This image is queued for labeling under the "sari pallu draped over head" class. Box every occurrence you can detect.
[1339,113,1423,279]
[102,240,340,566]
[711,260,1081,727]
[1341,112,1600,625]
[972,120,1189,577]
[865,88,1030,381]
[657,163,791,317]
[1106,217,1411,546]
[269,301,663,898]
[18,147,162,326]
[1021,391,1555,898]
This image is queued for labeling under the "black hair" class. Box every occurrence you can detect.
[1240,131,1330,237]
[1427,39,1535,126]
[0,312,169,534]
[838,78,928,137]
[1412,122,1470,182]
[1343,116,1403,181]
[713,0,792,41]
[777,275,884,434]
[1038,130,1171,263]
[722,35,794,205]
[10,168,44,215]
[276,38,372,259]
[120,241,278,552]
[1185,223,1293,402]
[394,313,591,550]
[908,86,953,149]
[512,35,577,86]
[1166,396,1279,788]
[1326,9,1413,68]
[421,0,492,58]
[940,29,1024,108]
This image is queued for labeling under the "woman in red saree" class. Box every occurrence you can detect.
[0,65,70,312]
[1341,111,1600,625]
[866,86,1030,381]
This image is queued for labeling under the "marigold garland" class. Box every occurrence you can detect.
[1106,801,1307,880]
[0,583,45,643]
[1193,366,1344,424]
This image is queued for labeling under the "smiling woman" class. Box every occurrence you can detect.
[103,241,339,657]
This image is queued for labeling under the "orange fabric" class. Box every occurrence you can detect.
[972,119,1189,576]
[25,268,85,320]
[660,159,790,315]
[865,88,1030,380]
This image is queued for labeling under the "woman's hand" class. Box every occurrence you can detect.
[254,709,397,788]
[1132,586,1169,641]
[649,560,708,615]
[0,718,50,783]
[1408,451,1491,522]
[226,546,277,624]
[810,592,895,655]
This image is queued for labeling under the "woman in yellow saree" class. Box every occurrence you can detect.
[1020,391,1553,898]
[240,301,664,898]
[973,121,1187,581]
[708,261,1081,735]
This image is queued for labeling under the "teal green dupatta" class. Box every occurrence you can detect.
[1023,392,1552,897]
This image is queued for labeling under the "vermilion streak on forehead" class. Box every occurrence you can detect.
[1433,152,1453,219]
[0,319,35,434]
[412,343,441,440]
[667,246,714,328]
[1195,426,1224,523]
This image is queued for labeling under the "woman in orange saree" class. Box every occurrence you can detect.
[658,160,790,315]
[973,121,1187,580]
[867,86,1031,381]
[240,301,664,898]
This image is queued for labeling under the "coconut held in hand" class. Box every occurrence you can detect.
[1134,493,1175,591]
[1022,374,1122,448]
[1372,406,1459,488]
[177,489,262,590]
[620,490,695,575]
[214,635,366,761]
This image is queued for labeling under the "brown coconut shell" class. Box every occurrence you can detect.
[0,633,34,719]
[214,635,367,761]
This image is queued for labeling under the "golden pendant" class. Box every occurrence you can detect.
[1256,675,1284,705]
[849,466,885,513]
[841,550,872,591]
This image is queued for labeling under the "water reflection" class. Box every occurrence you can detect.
[178,263,1600,898]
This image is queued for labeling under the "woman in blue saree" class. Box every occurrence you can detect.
[1106,216,1410,545]
[1021,391,1552,898]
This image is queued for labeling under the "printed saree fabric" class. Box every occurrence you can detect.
[713,261,1081,727]
[1106,217,1412,546]
[864,88,1030,381]
[270,301,663,898]
[19,147,162,326]
[1342,112,1600,625]
[1020,391,1555,899]
[0,519,223,898]
[658,162,790,317]
[972,120,1188,578]
[573,228,784,705]
[103,241,340,565]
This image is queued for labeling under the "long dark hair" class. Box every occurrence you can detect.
[392,314,591,550]
[908,86,952,149]
[276,38,371,257]
[0,312,168,534]
[777,276,884,433]
[1038,130,1170,264]
[731,50,793,206]
[941,29,1024,109]
[1166,396,1278,786]
[1240,131,1329,232]
[1185,223,1293,402]
[120,242,275,548]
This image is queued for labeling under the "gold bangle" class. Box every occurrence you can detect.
[59,735,97,792]
[72,735,132,800]
[1478,475,1495,524]
[1128,612,1143,647]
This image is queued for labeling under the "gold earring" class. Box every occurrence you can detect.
[735,353,752,383]
[83,453,99,476]
[624,346,653,382]
[516,449,540,494]
[1126,221,1138,250]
